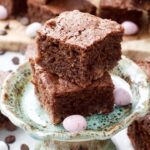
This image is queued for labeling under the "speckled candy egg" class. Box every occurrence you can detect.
[121,21,139,35]
[0,141,8,150]
[114,88,132,106]
[0,5,8,20]
[63,115,87,132]
[26,22,42,38]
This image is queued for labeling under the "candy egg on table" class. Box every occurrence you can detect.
[121,21,139,35]
[63,115,87,133]
[0,141,9,150]
[26,22,42,38]
[114,88,132,106]
[0,5,8,20]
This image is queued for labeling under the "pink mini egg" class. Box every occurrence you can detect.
[0,5,8,20]
[114,88,131,106]
[121,21,139,35]
[63,115,87,133]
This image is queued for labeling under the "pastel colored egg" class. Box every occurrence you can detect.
[0,5,8,20]
[121,21,139,35]
[26,22,42,38]
[63,115,87,133]
[0,141,8,150]
[114,88,131,106]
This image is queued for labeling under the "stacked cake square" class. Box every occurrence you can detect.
[31,10,124,124]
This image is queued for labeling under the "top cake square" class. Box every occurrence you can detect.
[35,10,123,87]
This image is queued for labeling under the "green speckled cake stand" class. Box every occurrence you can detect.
[0,56,150,150]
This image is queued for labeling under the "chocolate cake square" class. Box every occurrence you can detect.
[35,10,123,87]
[99,0,143,26]
[27,0,96,23]
[0,0,27,17]
[31,60,114,124]
[128,112,150,150]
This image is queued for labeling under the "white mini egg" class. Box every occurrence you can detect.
[26,22,42,38]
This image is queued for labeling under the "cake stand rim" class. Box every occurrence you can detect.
[0,56,150,142]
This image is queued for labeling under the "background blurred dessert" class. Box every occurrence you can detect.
[27,0,96,23]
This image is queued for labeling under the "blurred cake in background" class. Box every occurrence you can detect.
[99,0,150,33]
[0,0,27,18]
[27,0,96,23]
[128,56,150,150]
[134,0,150,10]
[0,0,96,23]
[128,111,150,150]
[99,0,143,26]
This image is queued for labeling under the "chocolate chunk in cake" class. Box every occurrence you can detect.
[99,0,143,26]
[128,112,150,150]
[35,10,123,87]
[0,0,27,17]
[27,0,96,23]
[31,60,114,124]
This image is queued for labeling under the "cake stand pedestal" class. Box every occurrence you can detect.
[35,140,116,150]
[1,56,150,150]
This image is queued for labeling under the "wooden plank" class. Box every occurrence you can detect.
[0,0,149,54]
[0,20,34,51]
